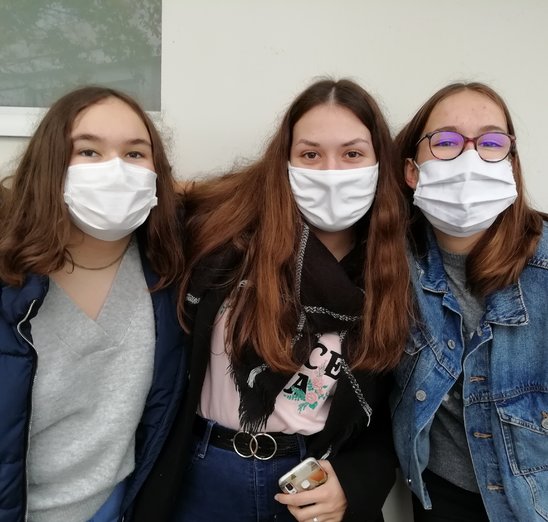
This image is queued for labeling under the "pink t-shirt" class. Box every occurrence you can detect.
[199,302,342,435]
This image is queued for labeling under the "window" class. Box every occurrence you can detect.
[0,0,161,136]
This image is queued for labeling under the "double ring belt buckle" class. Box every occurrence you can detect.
[232,431,278,460]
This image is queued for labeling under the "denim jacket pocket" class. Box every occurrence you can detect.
[394,324,430,399]
[497,392,548,520]
[406,323,431,356]
[497,392,548,476]
[497,391,548,475]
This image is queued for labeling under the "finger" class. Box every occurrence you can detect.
[286,503,321,522]
[275,490,320,507]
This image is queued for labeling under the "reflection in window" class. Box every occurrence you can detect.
[0,0,161,110]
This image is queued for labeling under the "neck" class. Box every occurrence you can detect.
[433,228,485,254]
[309,225,355,261]
[64,227,132,270]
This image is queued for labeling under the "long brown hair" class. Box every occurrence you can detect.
[395,82,545,296]
[182,78,410,372]
[0,86,183,289]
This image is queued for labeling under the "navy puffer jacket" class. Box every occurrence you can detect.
[0,242,187,522]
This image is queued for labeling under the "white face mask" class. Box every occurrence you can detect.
[413,149,517,237]
[288,163,379,232]
[64,157,158,241]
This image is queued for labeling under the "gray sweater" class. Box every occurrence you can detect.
[428,249,485,493]
[28,241,155,522]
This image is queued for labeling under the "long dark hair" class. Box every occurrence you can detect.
[0,86,184,289]
[182,78,410,372]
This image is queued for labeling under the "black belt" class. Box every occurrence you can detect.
[194,415,303,460]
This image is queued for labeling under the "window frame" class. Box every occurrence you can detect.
[0,107,46,137]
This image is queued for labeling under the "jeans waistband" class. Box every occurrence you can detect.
[193,415,305,460]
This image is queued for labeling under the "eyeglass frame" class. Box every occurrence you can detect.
[415,130,516,163]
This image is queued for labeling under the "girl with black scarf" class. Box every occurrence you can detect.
[132,78,411,522]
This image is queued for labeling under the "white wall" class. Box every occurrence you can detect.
[167,4,548,519]
[159,0,548,211]
[2,1,547,212]
[1,4,547,517]
[0,138,26,178]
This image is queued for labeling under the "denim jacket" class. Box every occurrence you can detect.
[391,222,548,521]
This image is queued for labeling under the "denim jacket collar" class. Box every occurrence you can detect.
[415,225,528,327]
[414,226,449,294]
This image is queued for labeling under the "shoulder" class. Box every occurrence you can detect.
[528,221,548,270]
[0,274,49,324]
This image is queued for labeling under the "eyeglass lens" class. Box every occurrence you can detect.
[429,131,511,162]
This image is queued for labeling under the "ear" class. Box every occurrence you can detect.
[404,158,419,190]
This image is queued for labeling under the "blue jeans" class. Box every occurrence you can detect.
[173,419,307,522]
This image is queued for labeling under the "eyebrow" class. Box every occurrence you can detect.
[293,137,371,147]
[432,125,508,134]
[72,133,152,148]
[342,138,371,147]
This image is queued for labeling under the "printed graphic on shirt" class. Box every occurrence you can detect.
[265,332,341,434]
[282,338,342,415]
[201,300,342,434]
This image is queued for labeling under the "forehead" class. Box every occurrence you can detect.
[71,96,150,139]
[293,103,371,138]
[424,89,508,133]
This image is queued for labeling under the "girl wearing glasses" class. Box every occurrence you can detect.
[391,82,548,521]
[133,79,411,522]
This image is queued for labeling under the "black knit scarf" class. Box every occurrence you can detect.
[185,225,366,433]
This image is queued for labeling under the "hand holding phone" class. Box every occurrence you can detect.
[278,457,328,494]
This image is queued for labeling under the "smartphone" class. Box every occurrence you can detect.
[278,457,328,494]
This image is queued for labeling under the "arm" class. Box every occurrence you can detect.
[332,371,397,520]
[277,375,396,521]
[275,460,347,522]
[276,419,395,522]
[330,409,396,521]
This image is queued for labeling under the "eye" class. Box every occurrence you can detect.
[477,133,506,148]
[127,151,145,159]
[345,150,363,159]
[77,149,98,157]
[478,140,502,149]
[430,131,462,148]
[302,151,319,160]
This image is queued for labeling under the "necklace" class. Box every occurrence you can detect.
[67,241,131,271]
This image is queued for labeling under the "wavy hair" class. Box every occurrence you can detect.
[0,86,184,289]
[182,78,410,372]
[395,82,546,296]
